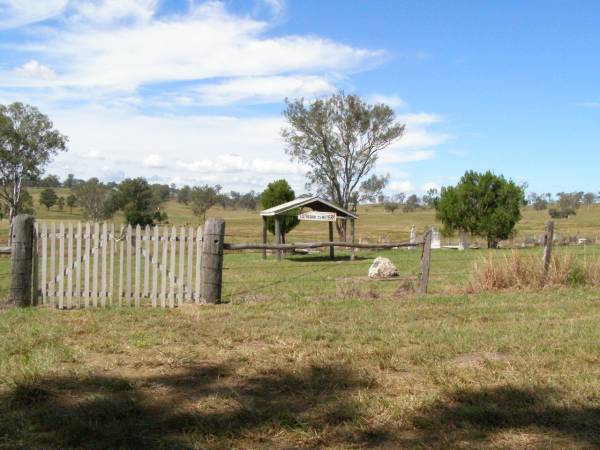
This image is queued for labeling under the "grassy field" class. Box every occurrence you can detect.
[1,189,600,448]
[2,187,600,246]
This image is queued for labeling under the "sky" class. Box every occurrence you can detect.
[1,0,599,196]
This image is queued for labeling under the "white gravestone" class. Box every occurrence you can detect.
[431,228,441,249]
[458,231,469,250]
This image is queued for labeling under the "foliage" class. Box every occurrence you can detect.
[282,92,404,238]
[189,184,221,222]
[57,196,65,211]
[176,186,191,205]
[436,170,525,248]
[74,178,115,222]
[549,208,575,219]
[583,192,596,208]
[151,184,171,206]
[39,188,58,210]
[403,194,420,212]
[359,174,389,203]
[528,192,549,210]
[260,179,299,237]
[66,194,77,213]
[421,188,439,208]
[37,174,61,188]
[109,178,158,226]
[0,102,67,225]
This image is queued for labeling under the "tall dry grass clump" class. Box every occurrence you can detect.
[467,250,600,292]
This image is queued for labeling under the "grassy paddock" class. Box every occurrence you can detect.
[2,288,600,448]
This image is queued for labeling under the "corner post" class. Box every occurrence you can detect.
[9,214,35,307]
[200,218,225,303]
[261,216,267,260]
[275,216,282,262]
[418,227,432,294]
[349,219,356,261]
[328,221,335,259]
[541,220,554,275]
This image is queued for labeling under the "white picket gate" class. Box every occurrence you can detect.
[37,222,203,308]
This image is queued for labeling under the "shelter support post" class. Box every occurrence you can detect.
[262,216,267,260]
[275,216,282,262]
[328,221,334,259]
[349,219,355,261]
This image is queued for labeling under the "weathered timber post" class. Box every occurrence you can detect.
[328,221,335,259]
[200,218,225,303]
[9,214,34,306]
[418,228,432,294]
[32,223,39,305]
[541,220,554,275]
[349,219,356,261]
[275,216,282,262]
[261,216,267,260]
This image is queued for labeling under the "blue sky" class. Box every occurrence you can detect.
[1,0,599,196]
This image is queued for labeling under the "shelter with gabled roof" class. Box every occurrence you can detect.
[259,196,358,261]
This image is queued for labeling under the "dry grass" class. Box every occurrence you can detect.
[468,250,600,291]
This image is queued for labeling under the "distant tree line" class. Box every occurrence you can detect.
[527,191,597,219]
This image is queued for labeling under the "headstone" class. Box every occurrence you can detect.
[431,227,441,249]
[368,257,399,279]
[458,231,469,250]
[409,225,417,245]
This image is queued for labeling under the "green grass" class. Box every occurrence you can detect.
[2,286,600,448]
[2,190,600,447]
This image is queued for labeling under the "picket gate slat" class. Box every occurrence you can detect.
[195,226,202,303]
[143,225,150,298]
[152,226,159,307]
[41,223,47,305]
[177,226,185,305]
[168,226,176,308]
[134,225,141,307]
[118,226,124,306]
[101,223,107,307]
[49,222,56,306]
[109,224,115,305]
[160,226,168,308]
[84,223,90,308]
[58,223,64,309]
[186,226,193,300]
[67,222,73,309]
[92,222,99,307]
[126,225,132,306]
[75,222,82,307]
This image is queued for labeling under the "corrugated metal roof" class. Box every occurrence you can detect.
[259,196,358,219]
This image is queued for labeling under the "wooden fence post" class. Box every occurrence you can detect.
[328,221,335,259]
[201,218,225,303]
[418,228,432,294]
[349,219,356,261]
[275,216,282,262]
[8,214,34,307]
[541,220,554,274]
[262,216,267,260]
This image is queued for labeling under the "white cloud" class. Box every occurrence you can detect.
[369,94,405,108]
[143,154,164,168]
[421,181,440,192]
[390,180,413,192]
[0,0,67,29]
[67,0,157,25]
[7,2,382,91]
[194,75,336,105]
[12,60,56,80]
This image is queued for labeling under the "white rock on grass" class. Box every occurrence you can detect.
[368,257,399,279]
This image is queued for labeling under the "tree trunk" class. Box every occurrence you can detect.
[487,237,498,249]
[335,219,347,241]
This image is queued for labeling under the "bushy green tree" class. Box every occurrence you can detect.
[57,196,65,211]
[39,188,58,210]
[74,178,115,221]
[189,184,221,222]
[0,102,67,229]
[109,178,156,226]
[436,170,525,248]
[176,185,191,205]
[260,179,299,242]
[66,193,77,213]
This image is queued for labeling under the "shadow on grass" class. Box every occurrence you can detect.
[413,385,600,447]
[285,254,370,263]
[0,363,387,449]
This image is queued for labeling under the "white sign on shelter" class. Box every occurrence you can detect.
[298,211,337,222]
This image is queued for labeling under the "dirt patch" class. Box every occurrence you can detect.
[448,352,510,368]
